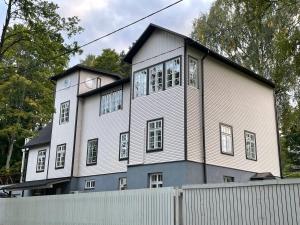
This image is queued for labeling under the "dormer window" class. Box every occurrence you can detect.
[59,101,70,124]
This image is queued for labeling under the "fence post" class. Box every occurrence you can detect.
[175,188,183,225]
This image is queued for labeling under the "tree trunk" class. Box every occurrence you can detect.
[5,135,15,170]
[0,0,13,61]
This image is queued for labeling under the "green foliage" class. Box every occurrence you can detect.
[0,0,83,170]
[192,0,300,176]
[81,49,131,77]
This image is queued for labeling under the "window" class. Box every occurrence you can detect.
[55,144,66,169]
[147,118,163,152]
[119,177,127,190]
[59,101,70,124]
[220,124,234,155]
[165,57,180,89]
[134,69,147,98]
[85,180,95,190]
[119,132,129,160]
[149,173,163,188]
[188,56,198,88]
[224,176,234,183]
[149,63,163,94]
[36,150,46,172]
[100,89,122,115]
[245,131,257,160]
[86,139,98,165]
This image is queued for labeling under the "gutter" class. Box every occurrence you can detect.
[201,52,208,184]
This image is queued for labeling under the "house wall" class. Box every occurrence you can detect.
[129,29,185,166]
[48,72,79,179]
[78,70,117,94]
[203,56,280,177]
[74,83,130,177]
[186,46,204,163]
[25,145,49,181]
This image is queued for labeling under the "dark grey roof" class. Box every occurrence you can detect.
[0,178,70,191]
[50,64,122,81]
[24,123,52,148]
[78,77,130,98]
[124,23,275,88]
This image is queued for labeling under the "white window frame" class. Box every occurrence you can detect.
[59,101,70,124]
[119,132,129,160]
[149,63,163,94]
[224,176,234,183]
[133,69,147,98]
[165,57,181,89]
[149,173,163,188]
[119,177,127,190]
[86,139,98,165]
[55,144,66,169]
[36,150,46,172]
[85,180,95,190]
[100,89,122,115]
[220,123,234,155]
[147,118,163,152]
[245,131,257,161]
[188,56,198,88]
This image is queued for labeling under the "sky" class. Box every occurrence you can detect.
[0,0,214,66]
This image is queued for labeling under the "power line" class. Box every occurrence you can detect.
[0,0,183,72]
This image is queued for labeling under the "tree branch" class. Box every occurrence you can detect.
[0,0,13,61]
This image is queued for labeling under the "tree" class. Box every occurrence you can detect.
[0,0,82,170]
[81,48,131,77]
[191,0,300,176]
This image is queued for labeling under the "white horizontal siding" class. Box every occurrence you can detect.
[75,83,130,176]
[186,46,204,163]
[204,56,280,176]
[25,146,49,181]
[130,29,185,165]
[48,72,79,179]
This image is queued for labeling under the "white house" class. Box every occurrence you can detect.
[3,24,281,195]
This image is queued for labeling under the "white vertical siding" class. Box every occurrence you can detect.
[203,56,280,176]
[130,29,185,165]
[186,46,204,163]
[75,83,130,176]
[25,146,49,181]
[48,72,79,179]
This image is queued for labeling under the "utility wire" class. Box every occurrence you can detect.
[0,0,183,72]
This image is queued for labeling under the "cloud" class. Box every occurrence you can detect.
[0,0,215,66]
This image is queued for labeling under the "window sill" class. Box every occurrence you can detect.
[221,151,234,156]
[86,163,97,166]
[146,148,163,153]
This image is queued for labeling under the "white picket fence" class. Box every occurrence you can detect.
[0,179,300,225]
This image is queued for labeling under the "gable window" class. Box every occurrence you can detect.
[119,132,129,160]
[149,63,163,94]
[36,150,46,172]
[149,173,163,188]
[188,56,198,88]
[147,118,163,152]
[100,89,122,115]
[86,139,98,165]
[85,180,95,190]
[245,131,257,160]
[55,144,66,169]
[59,101,70,124]
[220,124,234,155]
[134,69,147,98]
[119,177,127,190]
[224,176,234,183]
[165,57,180,89]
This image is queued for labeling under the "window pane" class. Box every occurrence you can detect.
[165,57,181,89]
[220,125,233,154]
[149,64,163,94]
[134,70,147,98]
[100,90,122,115]
[147,119,163,151]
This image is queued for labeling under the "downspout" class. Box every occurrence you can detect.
[184,43,188,160]
[273,91,283,178]
[201,52,208,183]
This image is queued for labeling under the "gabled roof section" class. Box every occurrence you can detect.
[124,23,275,88]
[24,123,52,148]
[50,64,122,81]
[78,77,130,98]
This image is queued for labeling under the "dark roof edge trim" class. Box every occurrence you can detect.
[24,142,50,149]
[50,64,123,81]
[78,77,130,98]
